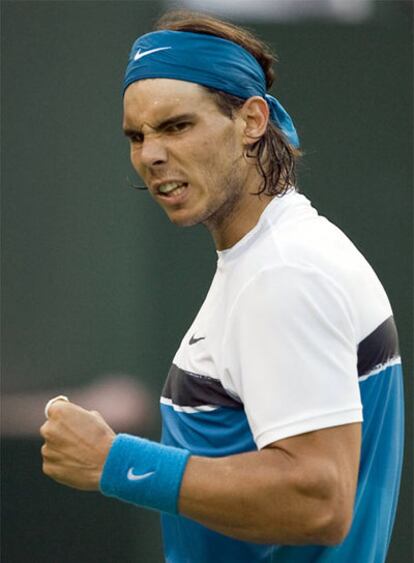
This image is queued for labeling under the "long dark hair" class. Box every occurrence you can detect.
[154,10,302,197]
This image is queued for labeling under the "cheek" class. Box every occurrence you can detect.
[190,138,221,169]
[173,141,212,177]
[129,147,144,174]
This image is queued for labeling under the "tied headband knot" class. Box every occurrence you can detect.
[124,30,299,148]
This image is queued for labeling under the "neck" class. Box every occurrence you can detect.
[209,188,274,251]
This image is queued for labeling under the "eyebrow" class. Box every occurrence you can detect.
[123,113,197,138]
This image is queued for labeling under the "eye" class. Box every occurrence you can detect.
[166,121,191,134]
[129,132,144,144]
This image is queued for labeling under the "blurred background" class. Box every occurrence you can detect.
[1,0,412,561]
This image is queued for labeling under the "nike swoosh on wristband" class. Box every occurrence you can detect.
[127,468,155,481]
[134,46,172,61]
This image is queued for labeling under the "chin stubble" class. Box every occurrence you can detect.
[168,154,246,229]
[201,157,246,231]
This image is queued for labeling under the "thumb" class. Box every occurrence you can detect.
[44,395,70,419]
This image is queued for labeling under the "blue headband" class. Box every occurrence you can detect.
[124,30,299,148]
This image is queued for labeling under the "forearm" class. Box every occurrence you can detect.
[178,448,341,545]
[41,402,359,545]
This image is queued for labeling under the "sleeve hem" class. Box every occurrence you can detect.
[255,407,363,449]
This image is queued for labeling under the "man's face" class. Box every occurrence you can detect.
[123,79,248,229]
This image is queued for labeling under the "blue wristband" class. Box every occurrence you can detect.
[99,434,191,514]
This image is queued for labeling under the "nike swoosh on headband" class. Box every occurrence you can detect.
[134,46,172,61]
[124,31,299,147]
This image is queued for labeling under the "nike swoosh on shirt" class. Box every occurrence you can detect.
[127,468,155,481]
[134,46,172,61]
[189,335,206,345]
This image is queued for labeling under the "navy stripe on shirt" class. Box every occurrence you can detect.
[357,316,400,377]
[162,364,242,409]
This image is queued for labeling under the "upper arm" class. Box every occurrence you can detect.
[266,421,362,540]
[179,421,362,544]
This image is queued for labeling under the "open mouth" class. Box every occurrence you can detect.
[157,182,189,198]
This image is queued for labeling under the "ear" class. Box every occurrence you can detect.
[239,96,269,145]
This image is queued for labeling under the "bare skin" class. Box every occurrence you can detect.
[41,401,115,491]
[41,78,362,545]
[41,400,360,544]
[123,79,272,250]
[178,423,361,545]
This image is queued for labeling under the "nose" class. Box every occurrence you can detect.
[139,136,168,168]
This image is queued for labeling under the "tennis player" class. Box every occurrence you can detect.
[41,11,404,563]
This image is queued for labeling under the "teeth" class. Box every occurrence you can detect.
[159,182,185,194]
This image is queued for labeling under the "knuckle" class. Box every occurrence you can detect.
[43,461,59,480]
[40,421,59,444]
[47,403,61,419]
[39,423,49,439]
[42,460,51,476]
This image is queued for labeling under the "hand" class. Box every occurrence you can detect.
[40,400,116,491]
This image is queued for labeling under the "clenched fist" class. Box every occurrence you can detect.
[40,400,116,490]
